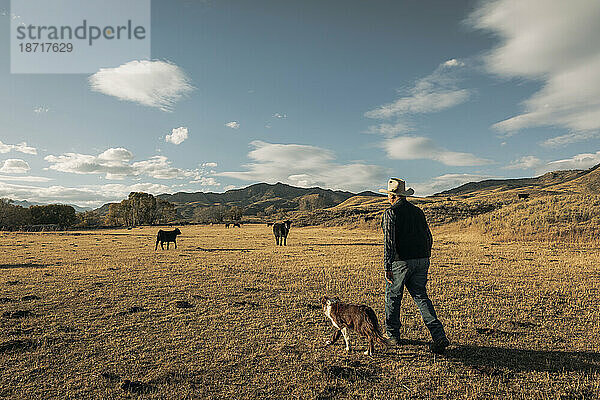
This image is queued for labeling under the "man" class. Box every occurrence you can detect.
[379,178,449,354]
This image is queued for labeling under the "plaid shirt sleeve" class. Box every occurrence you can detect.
[382,208,396,272]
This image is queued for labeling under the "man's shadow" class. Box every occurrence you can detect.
[393,340,600,374]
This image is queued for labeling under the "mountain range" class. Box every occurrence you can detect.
[436,164,600,198]
[92,163,600,220]
[156,182,382,219]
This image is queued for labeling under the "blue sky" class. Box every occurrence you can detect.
[1,0,600,207]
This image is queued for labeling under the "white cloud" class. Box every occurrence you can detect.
[542,131,600,148]
[225,121,240,129]
[0,175,52,183]
[131,156,197,180]
[471,0,600,141]
[0,159,30,174]
[364,122,413,137]
[412,173,496,196]
[545,152,600,172]
[33,106,49,113]
[504,152,600,174]
[165,126,189,145]
[443,59,465,68]
[98,148,134,162]
[365,59,470,119]
[0,182,172,208]
[190,176,219,186]
[219,140,387,192]
[45,148,197,180]
[273,113,287,119]
[382,136,492,166]
[88,60,193,111]
[0,140,37,155]
[504,156,544,170]
[202,162,218,167]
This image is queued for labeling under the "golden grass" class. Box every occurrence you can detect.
[458,194,600,242]
[1,225,600,399]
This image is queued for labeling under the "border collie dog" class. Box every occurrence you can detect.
[321,296,388,355]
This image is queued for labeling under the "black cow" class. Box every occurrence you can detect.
[518,193,530,200]
[233,222,241,228]
[273,220,292,246]
[266,222,273,227]
[155,228,181,250]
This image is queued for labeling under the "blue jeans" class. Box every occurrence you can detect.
[385,258,447,343]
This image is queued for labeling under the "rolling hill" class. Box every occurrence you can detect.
[436,169,587,197]
[154,182,383,219]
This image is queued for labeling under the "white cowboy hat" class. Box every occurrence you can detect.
[379,178,414,196]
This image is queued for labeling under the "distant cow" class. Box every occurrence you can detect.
[518,193,530,200]
[225,223,230,228]
[155,228,181,250]
[233,222,241,228]
[273,220,292,246]
[266,222,273,227]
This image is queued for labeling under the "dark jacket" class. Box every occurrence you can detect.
[382,198,432,270]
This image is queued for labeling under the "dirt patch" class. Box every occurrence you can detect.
[175,300,194,309]
[121,379,156,394]
[0,339,39,354]
[116,306,146,316]
[0,263,47,270]
[232,300,260,308]
[3,310,35,319]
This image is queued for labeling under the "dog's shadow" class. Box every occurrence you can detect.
[388,340,600,374]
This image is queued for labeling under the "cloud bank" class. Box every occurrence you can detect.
[383,136,491,166]
[45,148,198,180]
[0,182,172,208]
[219,141,386,192]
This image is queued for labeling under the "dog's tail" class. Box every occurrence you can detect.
[364,307,391,347]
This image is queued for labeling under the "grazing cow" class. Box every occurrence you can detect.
[225,223,230,228]
[155,228,181,250]
[233,222,241,228]
[518,193,530,200]
[273,220,292,246]
[266,222,273,227]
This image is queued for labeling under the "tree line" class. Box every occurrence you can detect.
[0,192,177,230]
[105,192,176,227]
[0,199,77,229]
[192,205,243,224]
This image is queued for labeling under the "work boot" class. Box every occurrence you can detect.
[429,338,450,354]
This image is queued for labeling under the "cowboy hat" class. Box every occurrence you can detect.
[379,178,414,196]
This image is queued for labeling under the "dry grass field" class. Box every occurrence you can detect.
[1,224,600,399]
